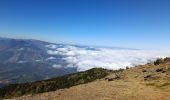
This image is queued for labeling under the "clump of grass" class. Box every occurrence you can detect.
[145,83,156,86]
[167,67,170,71]
[142,69,147,72]
[156,83,170,88]
[146,82,170,89]
[156,68,163,72]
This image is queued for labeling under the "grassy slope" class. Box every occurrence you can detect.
[6,58,170,100]
[0,68,112,99]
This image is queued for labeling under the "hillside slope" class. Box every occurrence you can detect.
[4,58,170,100]
[0,68,112,99]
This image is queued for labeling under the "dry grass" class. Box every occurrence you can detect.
[7,60,170,100]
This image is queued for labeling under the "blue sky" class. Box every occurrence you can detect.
[0,0,170,49]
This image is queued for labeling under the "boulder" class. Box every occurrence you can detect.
[105,74,120,81]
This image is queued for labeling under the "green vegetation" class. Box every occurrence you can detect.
[154,58,163,65]
[0,68,112,99]
[154,57,170,65]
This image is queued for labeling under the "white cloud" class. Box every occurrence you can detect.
[46,44,57,49]
[52,64,62,68]
[47,45,170,71]
[46,57,56,60]
[35,60,41,62]
[47,50,59,55]
[17,48,24,51]
[17,61,26,63]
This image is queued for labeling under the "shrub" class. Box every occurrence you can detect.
[154,58,163,65]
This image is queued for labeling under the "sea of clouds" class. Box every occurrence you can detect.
[46,44,170,71]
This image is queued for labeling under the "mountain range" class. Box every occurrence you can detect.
[0,38,77,87]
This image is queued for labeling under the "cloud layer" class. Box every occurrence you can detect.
[46,45,170,71]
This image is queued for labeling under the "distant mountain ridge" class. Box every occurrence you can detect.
[0,37,77,87]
